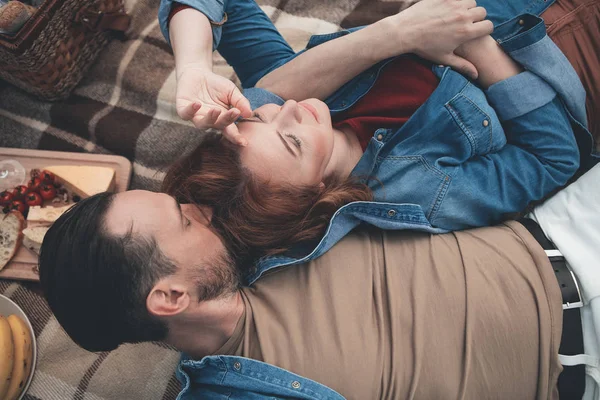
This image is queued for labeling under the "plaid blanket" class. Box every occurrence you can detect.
[0,0,403,398]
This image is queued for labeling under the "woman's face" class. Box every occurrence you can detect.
[236,99,334,186]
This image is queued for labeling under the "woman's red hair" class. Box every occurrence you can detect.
[162,133,372,268]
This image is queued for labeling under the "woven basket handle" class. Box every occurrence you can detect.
[75,6,131,32]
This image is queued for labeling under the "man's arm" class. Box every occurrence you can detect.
[255,0,493,101]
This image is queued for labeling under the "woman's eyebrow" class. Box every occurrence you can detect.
[277,132,297,157]
[236,115,262,124]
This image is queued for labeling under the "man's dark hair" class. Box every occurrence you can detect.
[39,192,178,352]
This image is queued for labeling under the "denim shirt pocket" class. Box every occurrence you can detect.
[375,155,450,222]
[445,83,506,156]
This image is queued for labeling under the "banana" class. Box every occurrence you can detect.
[0,315,15,399]
[5,315,33,400]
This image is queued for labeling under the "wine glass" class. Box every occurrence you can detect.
[0,159,26,191]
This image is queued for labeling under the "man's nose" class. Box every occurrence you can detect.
[279,100,302,123]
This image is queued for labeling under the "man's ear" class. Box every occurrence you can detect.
[146,278,191,317]
[197,205,213,224]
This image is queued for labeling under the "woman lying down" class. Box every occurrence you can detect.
[163,0,599,273]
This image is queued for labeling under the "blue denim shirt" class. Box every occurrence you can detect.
[159,0,598,398]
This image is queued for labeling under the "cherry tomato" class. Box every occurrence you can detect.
[39,184,57,201]
[0,190,13,206]
[40,170,56,183]
[27,177,42,193]
[13,185,29,199]
[25,191,43,207]
[10,200,28,215]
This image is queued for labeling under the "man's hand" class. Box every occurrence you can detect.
[380,0,494,79]
[176,65,253,146]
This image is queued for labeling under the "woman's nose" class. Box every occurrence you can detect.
[279,100,302,123]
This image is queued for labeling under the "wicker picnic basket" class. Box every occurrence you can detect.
[0,0,130,100]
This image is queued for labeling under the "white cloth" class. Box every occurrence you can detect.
[530,163,600,399]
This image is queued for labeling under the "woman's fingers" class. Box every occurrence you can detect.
[189,106,247,146]
[214,108,241,128]
[222,123,248,146]
[191,107,219,129]
[230,88,253,119]
[177,101,202,121]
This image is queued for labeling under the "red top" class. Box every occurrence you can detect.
[333,56,439,151]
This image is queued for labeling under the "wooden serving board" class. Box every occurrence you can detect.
[0,148,132,282]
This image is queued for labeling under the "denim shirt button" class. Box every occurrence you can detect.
[341,101,347,107]
[518,19,525,25]
[387,209,397,217]
[291,381,301,389]
[233,362,241,370]
[377,133,383,141]
[438,64,444,68]
[482,119,489,127]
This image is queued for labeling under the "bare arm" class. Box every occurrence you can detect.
[170,8,252,145]
[455,35,524,88]
[256,0,493,101]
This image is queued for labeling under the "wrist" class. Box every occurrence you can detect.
[370,15,414,60]
[455,35,496,60]
[176,61,212,80]
[170,8,214,78]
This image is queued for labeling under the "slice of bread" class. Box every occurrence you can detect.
[0,211,25,270]
[22,226,49,255]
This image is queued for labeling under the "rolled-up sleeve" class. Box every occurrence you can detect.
[485,71,556,121]
[158,0,227,48]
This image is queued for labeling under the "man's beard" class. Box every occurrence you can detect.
[189,251,241,302]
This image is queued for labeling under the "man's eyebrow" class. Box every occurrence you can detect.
[277,132,297,157]
[173,198,184,227]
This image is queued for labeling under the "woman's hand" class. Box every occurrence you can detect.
[176,65,253,146]
[454,35,523,88]
[380,0,494,79]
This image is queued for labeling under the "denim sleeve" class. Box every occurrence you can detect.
[494,14,587,126]
[243,88,285,110]
[217,0,296,88]
[158,0,226,48]
[434,96,580,230]
[486,71,556,121]
[159,0,296,88]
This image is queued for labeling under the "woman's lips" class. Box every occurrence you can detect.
[299,102,320,123]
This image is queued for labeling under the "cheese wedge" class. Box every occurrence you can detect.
[26,205,73,223]
[22,226,49,255]
[43,165,116,198]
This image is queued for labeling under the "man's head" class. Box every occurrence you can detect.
[39,190,239,352]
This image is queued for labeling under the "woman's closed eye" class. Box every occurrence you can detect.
[254,112,266,122]
[236,112,266,124]
[285,133,302,150]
